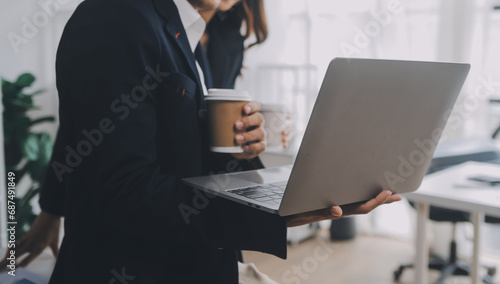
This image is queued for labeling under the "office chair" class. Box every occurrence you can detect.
[394,137,500,284]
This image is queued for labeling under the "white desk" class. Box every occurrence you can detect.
[404,161,500,284]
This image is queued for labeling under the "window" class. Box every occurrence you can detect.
[238,0,500,147]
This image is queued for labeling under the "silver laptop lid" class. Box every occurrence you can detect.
[279,58,470,216]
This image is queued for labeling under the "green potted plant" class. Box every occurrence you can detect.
[2,73,55,239]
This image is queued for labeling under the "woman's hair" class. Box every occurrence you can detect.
[240,0,268,48]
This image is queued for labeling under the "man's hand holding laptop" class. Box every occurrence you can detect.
[285,190,402,227]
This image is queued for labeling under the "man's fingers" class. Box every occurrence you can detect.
[242,141,266,154]
[0,253,10,270]
[286,206,343,227]
[15,239,29,256]
[9,240,30,261]
[357,190,392,214]
[18,252,39,268]
[243,101,261,115]
[50,241,60,257]
[304,206,342,221]
[341,190,392,215]
[286,190,400,227]
[235,112,264,130]
[307,207,336,220]
[384,193,402,204]
[328,206,343,218]
[232,141,267,159]
[235,127,265,145]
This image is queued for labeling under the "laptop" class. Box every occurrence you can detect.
[183,58,470,216]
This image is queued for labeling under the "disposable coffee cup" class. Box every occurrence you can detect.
[261,104,288,150]
[206,89,252,153]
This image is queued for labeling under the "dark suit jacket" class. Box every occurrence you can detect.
[39,0,286,283]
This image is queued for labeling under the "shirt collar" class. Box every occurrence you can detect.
[172,0,206,52]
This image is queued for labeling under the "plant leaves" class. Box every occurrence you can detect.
[15,73,36,87]
[3,114,31,141]
[23,133,53,182]
[3,114,30,167]
[27,89,46,96]
[3,95,35,112]
[22,133,53,163]
[38,132,53,164]
[2,80,22,101]
[23,133,41,161]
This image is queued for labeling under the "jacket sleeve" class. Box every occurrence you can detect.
[195,193,287,258]
[210,153,265,173]
[38,129,66,216]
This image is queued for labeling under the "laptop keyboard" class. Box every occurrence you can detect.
[228,182,286,206]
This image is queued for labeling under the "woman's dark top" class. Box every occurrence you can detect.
[205,5,245,89]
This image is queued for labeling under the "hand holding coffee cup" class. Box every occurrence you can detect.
[206,89,266,159]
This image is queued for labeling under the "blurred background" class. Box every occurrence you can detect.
[1,0,500,283]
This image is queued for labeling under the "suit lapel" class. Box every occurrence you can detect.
[152,0,203,98]
[195,43,213,89]
[195,44,212,110]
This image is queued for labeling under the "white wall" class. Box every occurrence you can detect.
[1,0,82,138]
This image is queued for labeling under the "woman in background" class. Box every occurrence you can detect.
[204,0,268,89]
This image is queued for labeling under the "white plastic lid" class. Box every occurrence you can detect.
[205,88,252,101]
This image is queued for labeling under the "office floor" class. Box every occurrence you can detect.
[1,228,498,283]
[243,229,500,284]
